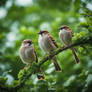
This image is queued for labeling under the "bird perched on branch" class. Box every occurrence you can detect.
[19,39,44,80]
[59,25,80,63]
[38,30,62,72]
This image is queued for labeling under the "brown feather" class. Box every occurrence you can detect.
[48,33,58,48]
[39,30,61,72]
[53,56,61,71]
[41,30,58,48]
[33,46,38,63]
[60,25,73,37]
[71,48,80,63]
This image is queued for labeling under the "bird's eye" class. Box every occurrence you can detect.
[41,32,43,35]
[27,41,32,46]
[60,27,65,30]
[60,28,63,30]
[38,31,43,35]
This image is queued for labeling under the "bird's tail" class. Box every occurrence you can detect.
[52,56,62,72]
[71,48,80,64]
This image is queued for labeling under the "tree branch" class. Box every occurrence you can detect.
[0,36,92,91]
[39,37,92,66]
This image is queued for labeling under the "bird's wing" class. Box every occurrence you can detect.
[48,33,58,48]
[71,30,73,37]
[69,29,73,37]
[67,29,73,37]
[33,46,38,63]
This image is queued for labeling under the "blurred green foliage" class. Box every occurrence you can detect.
[0,0,92,92]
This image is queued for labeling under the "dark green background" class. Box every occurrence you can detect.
[0,0,92,92]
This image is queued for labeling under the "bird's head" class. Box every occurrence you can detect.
[22,39,33,47]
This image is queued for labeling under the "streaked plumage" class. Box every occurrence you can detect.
[19,39,37,64]
[19,39,44,79]
[38,31,61,71]
[59,25,80,63]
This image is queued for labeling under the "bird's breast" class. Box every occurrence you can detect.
[38,35,51,52]
[59,30,72,45]
[38,35,45,49]
[19,47,35,64]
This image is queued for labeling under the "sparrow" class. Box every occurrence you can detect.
[19,39,44,80]
[59,25,80,63]
[38,30,61,72]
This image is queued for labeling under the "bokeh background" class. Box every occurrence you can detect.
[0,0,92,92]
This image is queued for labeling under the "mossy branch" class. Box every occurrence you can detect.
[0,36,92,92]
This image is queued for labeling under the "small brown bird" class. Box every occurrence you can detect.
[19,39,44,80]
[38,30,61,72]
[59,25,80,63]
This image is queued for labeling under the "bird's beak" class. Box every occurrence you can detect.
[38,32,40,34]
[38,31,42,34]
